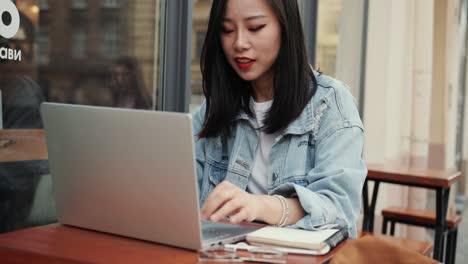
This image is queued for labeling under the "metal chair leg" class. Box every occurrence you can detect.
[452,229,458,264]
[390,221,396,236]
[445,228,458,264]
[382,218,388,235]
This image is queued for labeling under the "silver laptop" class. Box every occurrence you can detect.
[40,102,258,250]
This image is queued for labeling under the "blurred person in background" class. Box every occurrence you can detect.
[109,56,152,109]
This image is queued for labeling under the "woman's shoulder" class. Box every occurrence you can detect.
[313,72,357,106]
[306,73,363,138]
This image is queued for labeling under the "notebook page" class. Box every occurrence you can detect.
[247,227,339,244]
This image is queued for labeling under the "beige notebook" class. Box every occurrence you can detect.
[246,226,347,251]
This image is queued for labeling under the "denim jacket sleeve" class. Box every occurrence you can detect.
[282,82,367,238]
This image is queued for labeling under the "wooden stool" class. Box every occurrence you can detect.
[381,207,462,264]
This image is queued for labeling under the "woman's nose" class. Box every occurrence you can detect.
[233,30,250,51]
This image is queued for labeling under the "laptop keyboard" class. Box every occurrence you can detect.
[201,221,255,242]
[202,227,231,240]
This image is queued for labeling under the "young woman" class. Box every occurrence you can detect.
[193,0,366,238]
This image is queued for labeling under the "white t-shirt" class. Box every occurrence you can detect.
[246,98,279,195]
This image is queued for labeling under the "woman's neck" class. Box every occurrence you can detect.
[251,72,274,103]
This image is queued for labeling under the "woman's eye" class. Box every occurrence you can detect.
[222,28,234,34]
[249,25,266,32]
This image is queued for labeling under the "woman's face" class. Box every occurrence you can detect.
[112,64,131,85]
[221,0,281,84]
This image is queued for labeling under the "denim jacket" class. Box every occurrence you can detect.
[192,73,367,238]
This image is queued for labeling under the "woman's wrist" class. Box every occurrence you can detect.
[255,195,286,225]
[255,195,306,226]
[273,195,289,226]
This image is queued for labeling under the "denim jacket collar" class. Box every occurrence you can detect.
[233,80,328,138]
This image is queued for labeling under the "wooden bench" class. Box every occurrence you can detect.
[382,207,462,264]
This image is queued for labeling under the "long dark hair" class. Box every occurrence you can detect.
[199,0,317,138]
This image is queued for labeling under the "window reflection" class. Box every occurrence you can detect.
[190,0,211,112]
[0,0,161,234]
[108,56,151,109]
[102,0,122,9]
[39,0,48,10]
[71,0,87,10]
[71,27,87,59]
[101,20,120,59]
[36,27,48,64]
[0,75,50,233]
[27,0,159,109]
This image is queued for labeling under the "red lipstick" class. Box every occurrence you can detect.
[235,57,255,70]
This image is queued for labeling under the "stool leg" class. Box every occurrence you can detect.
[446,228,458,264]
[445,229,453,264]
[382,218,388,235]
[390,221,396,236]
[452,229,458,264]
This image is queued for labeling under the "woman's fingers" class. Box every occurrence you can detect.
[229,208,251,224]
[201,181,261,224]
[201,181,236,220]
[210,198,242,222]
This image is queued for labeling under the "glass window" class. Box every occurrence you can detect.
[316,0,366,107]
[0,0,163,234]
[102,0,122,9]
[1,0,163,136]
[39,0,49,10]
[316,0,342,77]
[72,0,88,9]
[101,22,120,59]
[195,31,206,61]
[36,28,49,64]
[190,0,211,112]
[71,27,87,59]
[29,0,161,109]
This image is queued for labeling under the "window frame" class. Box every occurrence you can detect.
[157,0,193,112]
[300,0,318,66]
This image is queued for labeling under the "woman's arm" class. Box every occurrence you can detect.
[201,181,305,225]
[201,124,366,232]
[257,195,306,225]
[288,125,366,232]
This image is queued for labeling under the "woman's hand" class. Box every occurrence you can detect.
[201,181,263,224]
[201,180,307,226]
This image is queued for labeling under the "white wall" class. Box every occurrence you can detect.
[409,0,434,162]
[446,0,461,170]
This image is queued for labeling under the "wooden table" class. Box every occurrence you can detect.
[361,163,461,262]
[0,224,433,264]
[0,129,48,162]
